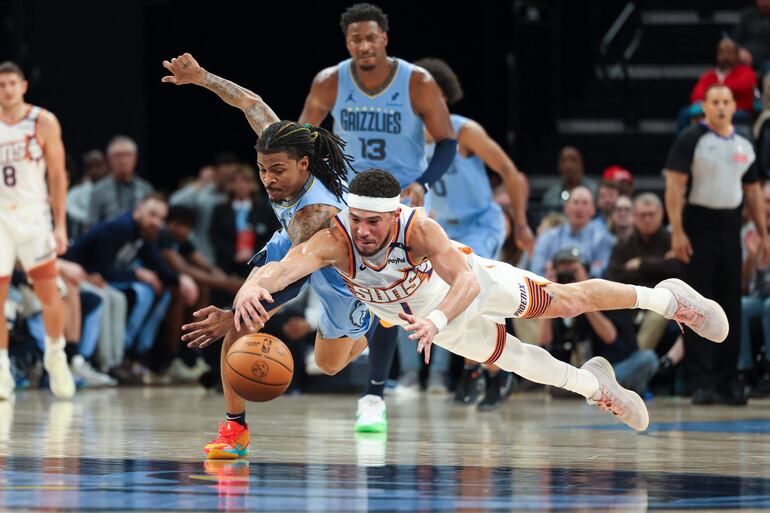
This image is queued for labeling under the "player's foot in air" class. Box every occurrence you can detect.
[355,394,387,433]
[582,357,649,432]
[453,364,483,404]
[204,421,250,459]
[656,278,729,343]
[44,346,75,400]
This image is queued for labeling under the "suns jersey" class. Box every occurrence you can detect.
[332,204,453,326]
[331,58,427,188]
[0,105,47,208]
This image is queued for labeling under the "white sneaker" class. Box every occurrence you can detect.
[44,348,76,400]
[655,278,729,343]
[355,394,388,433]
[0,363,14,400]
[167,357,209,383]
[70,355,117,388]
[582,357,649,431]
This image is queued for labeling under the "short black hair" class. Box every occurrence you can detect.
[340,3,388,34]
[0,61,25,80]
[166,205,197,227]
[348,168,401,198]
[415,58,464,105]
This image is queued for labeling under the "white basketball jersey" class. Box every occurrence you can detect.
[332,205,459,326]
[0,105,47,208]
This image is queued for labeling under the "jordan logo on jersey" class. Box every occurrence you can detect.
[0,136,42,165]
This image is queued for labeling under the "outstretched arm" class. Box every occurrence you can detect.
[162,52,279,136]
[233,228,349,330]
[298,66,338,126]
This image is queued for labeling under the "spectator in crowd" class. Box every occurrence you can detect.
[607,195,634,243]
[158,205,243,380]
[733,0,770,73]
[531,186,615,278]
[602,165,634,197]
[170,152,241,262]
[755,73,770,179]
[606,193,680,352]
[738,181,770,396]
[540,248,659,395]
[541,146,598,210]
[66,194,198,383]
[593,180,621,230]
[67,150,109,238]
[60,259,127,375]
[56,260,117,387]
[210,164,279,278]
[687,38,757,127]
[88,136,154,225]
[665,84,767,405]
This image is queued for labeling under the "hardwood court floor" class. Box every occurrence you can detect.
[1,387,769,512]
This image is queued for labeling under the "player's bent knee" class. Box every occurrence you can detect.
[315,354,345,376]
[27,259,57,282]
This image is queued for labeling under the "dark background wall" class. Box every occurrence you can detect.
[2,0,529,191]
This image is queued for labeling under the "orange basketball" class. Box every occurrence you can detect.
[224,333,294,402]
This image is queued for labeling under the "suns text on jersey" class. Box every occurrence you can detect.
[348,269,423,303]
[0,137,42,165]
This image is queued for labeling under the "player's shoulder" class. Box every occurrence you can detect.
[408,62,434,86]
[34,107,59,129]
[311,65,340,88]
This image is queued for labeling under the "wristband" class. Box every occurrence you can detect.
[426,310,448,332]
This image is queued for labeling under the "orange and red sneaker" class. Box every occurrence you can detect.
[203,421,250,459]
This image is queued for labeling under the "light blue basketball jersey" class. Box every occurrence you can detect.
[332,58,427,188]
[267,175,370,339]
[428,114,505,259]
[270,175,346,233]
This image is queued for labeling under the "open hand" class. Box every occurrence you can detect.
[398,312,437,364]
[182,306,234,349]
[233,283,274,331]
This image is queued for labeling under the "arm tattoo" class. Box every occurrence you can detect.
[287,204,340,245]
[201,72,279,136]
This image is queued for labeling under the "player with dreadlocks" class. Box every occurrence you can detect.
[162,53,372,459]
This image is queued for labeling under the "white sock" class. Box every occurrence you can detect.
[44,335,66,352]
[633,286,675,317]
[493,334,600,399]
[0,348,8,368]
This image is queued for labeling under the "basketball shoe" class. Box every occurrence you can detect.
[582,357,649,431]
[355,394,387,432]
[44,344,75,400]
[655,278,729,343]
[204,421,250,459]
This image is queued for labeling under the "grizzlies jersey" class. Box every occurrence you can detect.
[267,175,370,339]
[331,58,427,188]
[0,105,47,208]
[430,114,499,225]
[332,204,451,327]
[270,175,346,236]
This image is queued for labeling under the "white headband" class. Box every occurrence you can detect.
[347,193,400,212]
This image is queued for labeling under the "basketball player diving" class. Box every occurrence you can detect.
[162,52,375,459]
[231,168,730,433]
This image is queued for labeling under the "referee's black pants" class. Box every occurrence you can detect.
[682,205,742,391]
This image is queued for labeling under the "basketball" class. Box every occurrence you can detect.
[224,333,294,402]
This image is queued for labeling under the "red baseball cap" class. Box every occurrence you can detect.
[602,165,633,184]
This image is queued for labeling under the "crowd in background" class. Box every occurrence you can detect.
[4,1,770,408]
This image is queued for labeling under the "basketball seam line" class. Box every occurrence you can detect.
[227,351,294,373]
[225,361,289,387]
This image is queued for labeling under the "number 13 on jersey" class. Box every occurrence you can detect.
[358,138,386,161]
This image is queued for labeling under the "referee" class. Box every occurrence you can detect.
[664,84,769,405]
